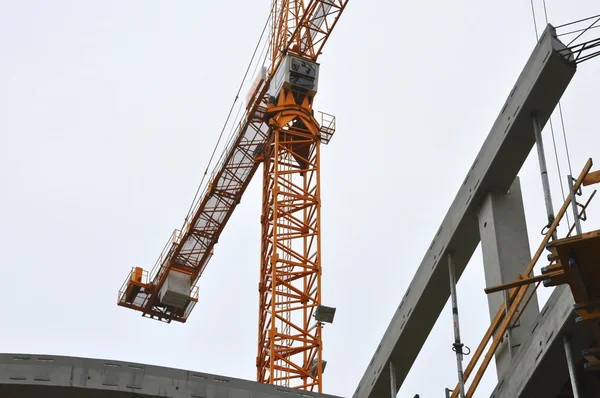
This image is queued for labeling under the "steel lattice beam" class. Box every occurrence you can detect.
[257,90,324,391]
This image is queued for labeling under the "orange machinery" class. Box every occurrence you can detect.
[117,1,349,392]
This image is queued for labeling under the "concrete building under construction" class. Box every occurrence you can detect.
[2,2,600,398]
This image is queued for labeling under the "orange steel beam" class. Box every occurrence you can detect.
[257,89,324,391]
[512,281,541,328]
[117,0,348,325]
[451,158,593,398]
[583,170,600,186]
[484,270,564,294]
[270,1,349,70]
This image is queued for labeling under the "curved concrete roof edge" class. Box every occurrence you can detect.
[0,353,343,398]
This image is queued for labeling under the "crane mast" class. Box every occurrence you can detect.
[117,0,348,392]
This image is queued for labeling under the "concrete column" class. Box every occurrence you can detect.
[477,177,540,378]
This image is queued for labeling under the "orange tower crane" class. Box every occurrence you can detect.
[117,1,349,392]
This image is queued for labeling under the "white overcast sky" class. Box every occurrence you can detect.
[1,1,599,397]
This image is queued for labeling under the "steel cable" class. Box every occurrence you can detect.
[531,0,573,231]
[183,9,273,224]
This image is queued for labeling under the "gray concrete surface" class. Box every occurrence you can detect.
[478,177,540,378]
[489,284,595,398]
[0,354,343,398]
[352,24,576,398]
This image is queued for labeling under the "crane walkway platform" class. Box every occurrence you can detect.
[0,353,343,398]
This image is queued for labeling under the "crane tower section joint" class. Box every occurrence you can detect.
[269,54,320,103]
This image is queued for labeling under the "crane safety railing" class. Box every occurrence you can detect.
[118,266,200,312]
[318,111,336,144]
[117,267,149,303]
[156,115,263,272]
[133,73,268,301]
[148,229,181,282]
[134,98,271,318]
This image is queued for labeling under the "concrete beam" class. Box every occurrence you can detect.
[478,177,540,378]
[353,25,576,398]
[0,354,343,398]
